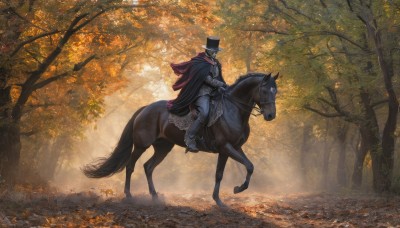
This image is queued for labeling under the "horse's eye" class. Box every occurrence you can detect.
[270,87,276,93]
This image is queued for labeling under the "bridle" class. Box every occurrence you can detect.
[223,76,275,116]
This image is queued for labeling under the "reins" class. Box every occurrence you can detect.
[223,93,262,116]
[222,78,275,117]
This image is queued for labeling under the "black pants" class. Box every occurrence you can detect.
[185,95,210,144]
[193,95,210,123]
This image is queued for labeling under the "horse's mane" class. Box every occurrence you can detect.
[228,72,270,89]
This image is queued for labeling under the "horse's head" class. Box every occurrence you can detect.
[255,73,279,121]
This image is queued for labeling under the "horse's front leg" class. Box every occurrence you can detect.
[222,144,254,194]
[233,147,254,194]
[212,153,228,207]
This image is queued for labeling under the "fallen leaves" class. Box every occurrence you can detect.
[0,185,399,227]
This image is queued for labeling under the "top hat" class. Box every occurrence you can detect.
[202,36,222,51]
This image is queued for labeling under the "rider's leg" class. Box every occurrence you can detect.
[184,95,210,152]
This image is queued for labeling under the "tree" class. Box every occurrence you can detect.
[0,0,224,184]
[0,0,160,183]
[216,0,399,192]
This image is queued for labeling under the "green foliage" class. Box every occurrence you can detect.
[217,0,399,119]
[215,0,400,192]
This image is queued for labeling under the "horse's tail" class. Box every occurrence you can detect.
[82,106,146,178]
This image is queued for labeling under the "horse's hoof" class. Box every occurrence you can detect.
[186,147,199,153]
[217,202,229,210]
[151,194,165,205]
[216,201,228,209]
[122,194,134,204]
[152,195,160,203]
[233,186,241,194]
[125,193,133,199]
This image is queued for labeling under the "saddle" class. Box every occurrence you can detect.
[168,96,224,152]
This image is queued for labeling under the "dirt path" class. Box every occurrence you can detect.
[1,187,399,227]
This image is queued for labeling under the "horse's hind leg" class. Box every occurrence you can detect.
[124,146,148,198]
[212,153,228,208]
[144,139,174,200]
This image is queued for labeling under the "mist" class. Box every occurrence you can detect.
[2,1,399,227]
[49,67,306,198]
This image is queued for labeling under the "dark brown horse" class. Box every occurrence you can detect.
[83,72,278,207]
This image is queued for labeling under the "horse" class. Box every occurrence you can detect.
[83,72,279,207]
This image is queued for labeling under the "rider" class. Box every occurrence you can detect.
[167,36,227,152]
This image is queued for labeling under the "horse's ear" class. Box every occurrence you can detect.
[273,72,279,80]
[264,73,271,81]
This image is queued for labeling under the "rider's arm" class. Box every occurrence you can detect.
[204,75,225,88]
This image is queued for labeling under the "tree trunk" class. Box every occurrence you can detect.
[372,32,398,192]
[0,70,21,184]
[336,123,348,187]
[0,84,22,185]
[38,135,69,180]
[0,4,28,185]
[299,123,312,189]
[359,90,383,192]
[321,120,331,189]
[360,3,399,192]
[0,121,21,185]
[0,8,85,184]
[352,130,367,188]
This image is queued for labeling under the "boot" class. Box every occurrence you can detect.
[184,118,204,152]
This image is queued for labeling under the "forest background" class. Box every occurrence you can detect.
[0,0,399,196]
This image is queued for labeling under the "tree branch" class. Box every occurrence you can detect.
[68,13,90,32]
[8,7,48,32]
[10,30,61,57]
[240,27,289,35]
[20,130,36,137]
[244,26,370,53]
[24,49,43,64]
[371,99,388,108]
[277,0,318,23]
[33,54,97,91]
[304,104,344,118]
[319,0,327,8]
[73,4,155,32]
[323,86,362,122]
[302,30,370,52]
[11,3,153,121]
[73,54,97,71]
[116,40,144,55]
[268,5,299,24]
[32,72,68,91]
[346,0,354,12]
[318,97,336,108]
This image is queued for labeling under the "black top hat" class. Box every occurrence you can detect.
[202,36,222,51]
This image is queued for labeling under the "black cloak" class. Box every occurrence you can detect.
[167,52,225,116]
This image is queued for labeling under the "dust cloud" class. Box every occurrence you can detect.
[50,68,305,198]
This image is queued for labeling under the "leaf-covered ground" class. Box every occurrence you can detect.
[1,185,399,227]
